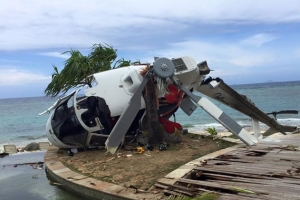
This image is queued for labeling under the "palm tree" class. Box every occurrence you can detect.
[45,44,121,97]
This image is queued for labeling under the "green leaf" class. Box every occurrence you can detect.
[44,43,133,97]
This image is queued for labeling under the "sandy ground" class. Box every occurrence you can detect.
[58,133,236,190]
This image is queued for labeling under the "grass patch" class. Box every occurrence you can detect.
[228,134,239,139]
[205,127,218,135]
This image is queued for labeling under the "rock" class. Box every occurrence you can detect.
[22,142,39,151]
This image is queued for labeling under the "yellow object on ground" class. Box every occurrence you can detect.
[135,147,145,154]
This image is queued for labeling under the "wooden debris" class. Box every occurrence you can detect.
[155,137,300,199]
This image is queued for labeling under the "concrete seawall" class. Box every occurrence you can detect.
[44,146,162,200]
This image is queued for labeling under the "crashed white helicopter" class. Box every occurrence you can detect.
[39,56,298,154]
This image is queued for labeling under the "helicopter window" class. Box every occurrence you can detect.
[59,115,88,146]
[51,100,88,146]
[87,75,98,87]
[67,97,74,108]
[53,103,70,122]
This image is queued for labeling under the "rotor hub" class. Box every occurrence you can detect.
[153,57,175,78]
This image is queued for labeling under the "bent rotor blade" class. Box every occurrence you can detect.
[197,80,297,134]
[105,75,149,154]
[170,76,257,146]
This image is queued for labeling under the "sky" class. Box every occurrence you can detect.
[0,0,300,98]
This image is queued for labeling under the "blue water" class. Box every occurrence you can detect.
[0,81,300,149]
[0,97,54,148]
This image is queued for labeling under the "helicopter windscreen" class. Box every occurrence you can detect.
[51,96,88,147]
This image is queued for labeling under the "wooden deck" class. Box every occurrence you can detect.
[156,134,300,200]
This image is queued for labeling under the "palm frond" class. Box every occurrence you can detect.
[44,43,133,97]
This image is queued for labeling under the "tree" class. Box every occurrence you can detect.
[143,77,164,144]
[45,44,120,97]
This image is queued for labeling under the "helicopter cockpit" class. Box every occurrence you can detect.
[50,93,88,147]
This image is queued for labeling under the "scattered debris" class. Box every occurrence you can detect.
[49,180,62,186]
[133,147,145,154]
[67,150,74,156]
[128,185,150,193]
[88,181,96,186]
[0,152,9,158]
[116,153,133,158]
[199,160,207,166]
[32,174,39,179]
[146,145,154,151]
[280,145,299,151]
[106,157,115,162]
[159,141,169,151]
[6,161,44,169]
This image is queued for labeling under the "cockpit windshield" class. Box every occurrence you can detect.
[51,97,88,147]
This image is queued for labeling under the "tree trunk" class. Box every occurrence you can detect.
[143,77,164,144]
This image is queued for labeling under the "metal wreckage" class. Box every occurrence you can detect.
[39,57,298,154]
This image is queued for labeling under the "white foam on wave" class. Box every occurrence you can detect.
[188,120,253,133]
[278,118,300,124]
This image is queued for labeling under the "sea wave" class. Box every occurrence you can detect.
[16,135,46,140]
[278,118,300,122]
[182,124,196,128]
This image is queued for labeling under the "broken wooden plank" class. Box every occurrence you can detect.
[156,181,197,193]
[193,167,277,179]
[177,178,270,196]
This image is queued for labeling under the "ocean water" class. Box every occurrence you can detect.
[0,81,300,150]
[0,97,54,149]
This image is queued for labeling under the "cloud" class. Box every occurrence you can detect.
[0,68,50,86]
[240,34,278,47]
[39,52,70,59]
[147,39,274,68]
[229,53,273,67]
[0,0,300,51]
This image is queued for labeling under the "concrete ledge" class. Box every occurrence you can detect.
[45,143,242,199]
[45,147,162,200]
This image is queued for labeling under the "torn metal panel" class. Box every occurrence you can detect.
[180,95,198,116]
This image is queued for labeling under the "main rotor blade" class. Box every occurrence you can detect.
[197,80,297,134]
[170,76,257,146]
[105,75,149,154]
